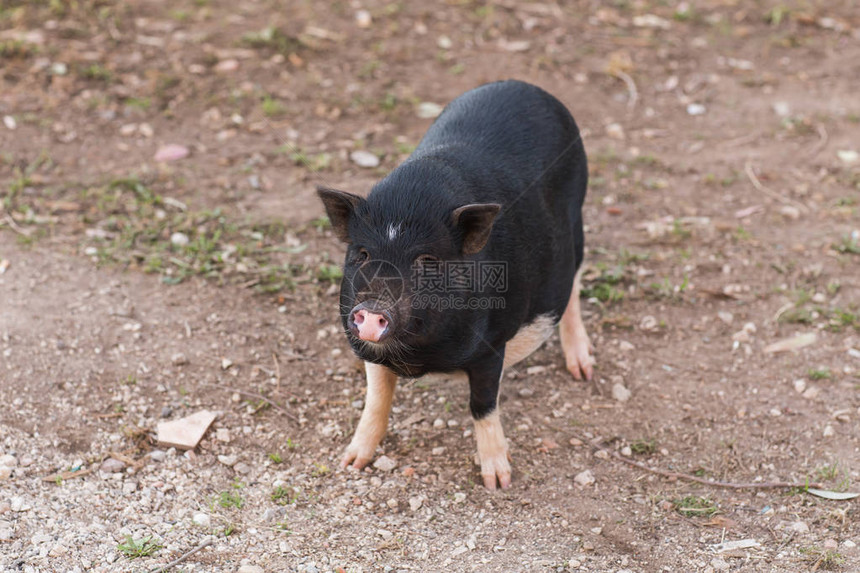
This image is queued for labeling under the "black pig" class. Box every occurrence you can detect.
[318,80,593,489]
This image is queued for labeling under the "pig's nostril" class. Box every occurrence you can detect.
[378,317,388,329]
[353,309,366,325]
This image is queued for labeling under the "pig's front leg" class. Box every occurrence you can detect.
[341,361,398,470]
[468,356,511,490]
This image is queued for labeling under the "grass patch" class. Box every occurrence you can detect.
[271,485,299,505]
[2,175,306,292]
[0,39,37,58]
[808,368,831,381]
[242,26,302,55]
[778,307,814,324]
[216,490,243,509]
[80,63,112,82]
[582,263,626,304]
[629,439,657,455]
[116,535,163,559]
[799,546,845,570]
[261,95,287,118]
[674,495,718,517]
[834,233,860,255]
[815,462,839,481]
[279,146,332,171]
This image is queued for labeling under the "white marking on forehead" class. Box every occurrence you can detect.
[387,222,402,241]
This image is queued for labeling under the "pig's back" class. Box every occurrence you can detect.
[414,80,589,340]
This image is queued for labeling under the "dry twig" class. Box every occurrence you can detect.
[201,383,298,422]
[149,537,215,573]
[273,352,282,392]
[744,162,809,213]
[2,214,31,237]
[612,70,638,113]
[808,123,828,159]
[575,432,825,490]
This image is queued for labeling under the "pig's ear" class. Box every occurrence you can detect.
[452,203,501,255]
[317,186,365,243]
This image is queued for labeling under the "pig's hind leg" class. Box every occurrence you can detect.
[341,361,398,470]
[559,267,595,380]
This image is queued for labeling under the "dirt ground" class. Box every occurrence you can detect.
[1,0,859,571]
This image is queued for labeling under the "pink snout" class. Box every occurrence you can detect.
[351,308,390,342]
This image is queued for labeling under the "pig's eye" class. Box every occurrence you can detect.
[355,248,370,263]
[415,254,439,266]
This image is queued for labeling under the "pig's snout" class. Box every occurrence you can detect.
[349,306,392,343]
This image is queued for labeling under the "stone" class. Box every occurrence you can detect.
[237,566,264,573]
[355,10,372,28]
[154,144,189,162]
[349,150,380,168]
[416,102,443,119]
[789,521,809,534]
[409,497,423,511]
[373,455,397,472]
[170,232,190,247]
[612,383,632,402]
[171,352,188,366]
[157,410,217,450]
[100,458,126,473]
[192,512,211,527]
[605,123,625,140]
[218,454,238,467]
[0,454,17,468]
[574,469,595,487]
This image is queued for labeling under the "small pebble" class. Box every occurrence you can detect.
[612,383,632,403]
[417,102,443,119]
[837,150,859,164]
[373,455,397,472]
[218,454,238,467]
[154,144,189,162]
[349,150,380,168]
[790,521,809,533]
[170,232,190,247]
[355,10,372,28]
[192,512,211,527]
[605,123,625,140]
[574,469,595,487]
[100,458,126,473]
